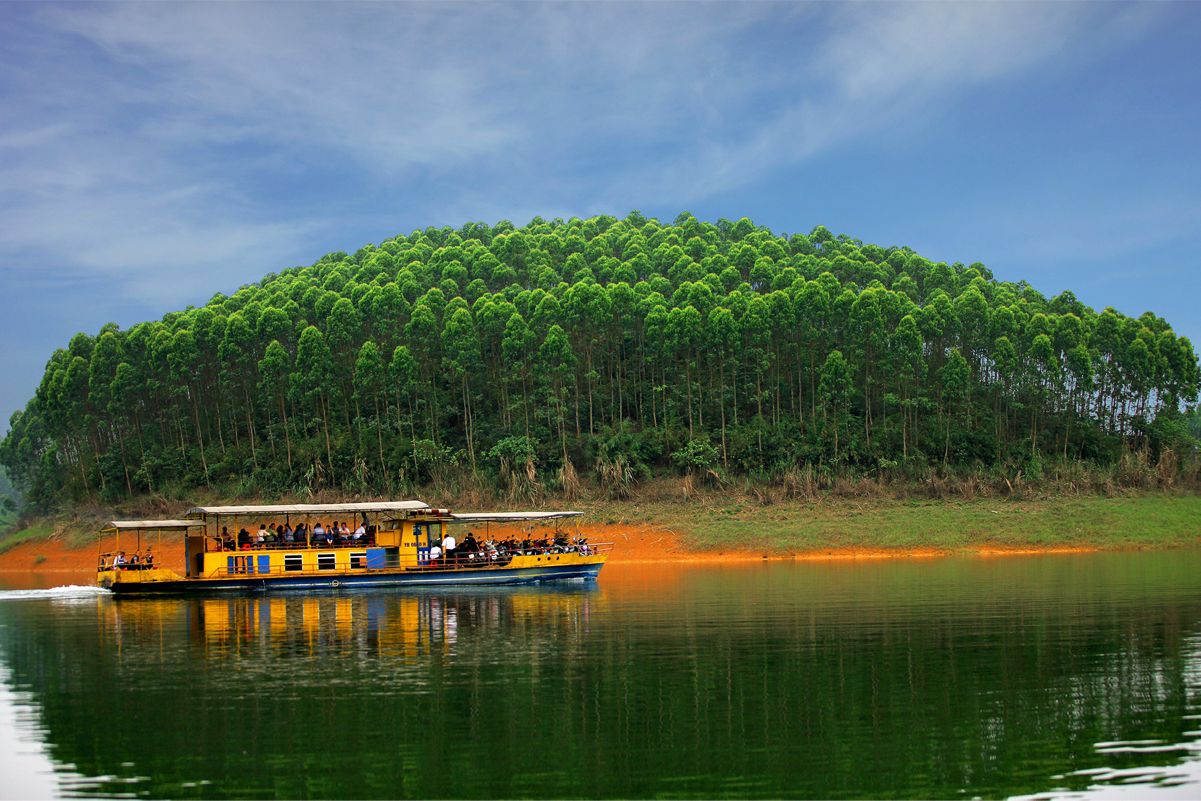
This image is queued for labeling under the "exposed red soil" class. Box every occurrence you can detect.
[0,521,1100,588]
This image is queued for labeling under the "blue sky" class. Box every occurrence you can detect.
[1,1,1199,430]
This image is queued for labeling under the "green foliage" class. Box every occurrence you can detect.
[2,212,1198,510]
[672,438,720,475]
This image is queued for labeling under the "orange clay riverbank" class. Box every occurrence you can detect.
[0,521,1099,583]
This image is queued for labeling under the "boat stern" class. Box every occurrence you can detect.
[100,567,186,589]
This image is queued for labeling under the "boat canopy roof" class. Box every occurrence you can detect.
[449,511,581,523]
[186,501,431,517]
[109,519,204,531]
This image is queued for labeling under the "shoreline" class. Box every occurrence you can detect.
[0,524,1165,578]
[1,493,1197,579]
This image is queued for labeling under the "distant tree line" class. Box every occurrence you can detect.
[2,212,1199,511]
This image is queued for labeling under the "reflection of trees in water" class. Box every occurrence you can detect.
[0,574,1199,799]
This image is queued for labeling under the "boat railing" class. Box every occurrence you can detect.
[207,538,378,553]
[202,543,611,580]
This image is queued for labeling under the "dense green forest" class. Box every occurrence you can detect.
[3,212,1199,512]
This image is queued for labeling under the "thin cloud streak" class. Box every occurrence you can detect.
[0,1,1180,308]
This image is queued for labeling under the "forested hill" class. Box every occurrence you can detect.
[3,212,1199,511]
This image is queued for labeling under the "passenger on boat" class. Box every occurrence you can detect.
[221,527,234,551]
[256,524,269,545]
[238,528,251,550]
[442,531,457,564]
[144,551,155,567]
[353,522,366,542]
[313,522,326,543]
[283,525,294,544]
[462,532,479,558]
[294,523,307,545]
[112,551,126,569]
[429,543,442,563]
[339,521,350,541]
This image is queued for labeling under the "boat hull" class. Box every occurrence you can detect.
[107,560,604,596]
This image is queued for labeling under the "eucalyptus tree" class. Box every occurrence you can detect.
[3,212,1198,506]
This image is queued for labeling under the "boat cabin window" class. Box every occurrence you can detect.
[284,554,303,572]
[350,552,366,569]
[317,553,336,571]
[413,523,443,546]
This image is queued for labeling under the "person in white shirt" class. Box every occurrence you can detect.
[441,532,457,565]
[429,543,442,564]
[353,523,366,541]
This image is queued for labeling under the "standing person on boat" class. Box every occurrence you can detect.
[442,530,457,565]
[462,532,479,563]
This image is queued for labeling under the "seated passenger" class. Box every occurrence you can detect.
[144,551,155,567]
[312,522,326,543]
[221,526,234,551]
[283,525,294,544]
[113,551,126,569]
[339,521,350,540]
[238,528,251,550]
[429,543,442,564]
[257,524,269,544]
[353,523,366,541]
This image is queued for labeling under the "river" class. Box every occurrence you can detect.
[1,551,1199,799]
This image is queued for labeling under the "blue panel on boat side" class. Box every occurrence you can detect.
[258,555,271,574]
[365,548,386,568]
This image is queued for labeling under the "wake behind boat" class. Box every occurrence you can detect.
[96,501,609,595]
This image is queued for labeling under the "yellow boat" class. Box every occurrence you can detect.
[96,501,609,595]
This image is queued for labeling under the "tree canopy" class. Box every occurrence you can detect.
[3,212,1198,510]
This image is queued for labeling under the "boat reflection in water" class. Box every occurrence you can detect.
[103,584,601,662]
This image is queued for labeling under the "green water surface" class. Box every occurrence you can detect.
[1,550,1200,799]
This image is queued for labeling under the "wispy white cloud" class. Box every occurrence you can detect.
[599,1,1165,205]
[0,0,1175,310]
